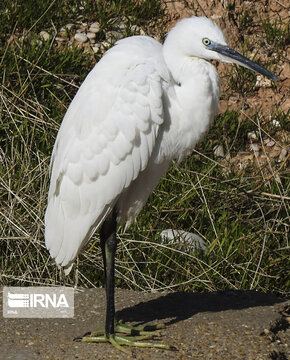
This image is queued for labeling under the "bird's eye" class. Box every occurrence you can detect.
[202,38,211,46]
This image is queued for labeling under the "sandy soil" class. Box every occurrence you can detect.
[1,288,289,360]
[163,0,289,115]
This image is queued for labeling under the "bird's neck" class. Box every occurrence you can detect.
[161,44,220,162]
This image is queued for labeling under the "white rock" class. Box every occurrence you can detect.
[247,131,258,140]
[92,44,100,53]
[272,119,280,127]
[117,21,126,31]
[87,32,96,39]
[279,148,288,162]
[106,31,123,41]
[89,22,101,33]
[249,143,260,152]
[213,144,225,158]
[65,23,75,30]
[39,31,50,41]
[55,36,65,42]
[160,229,207,252]
[74,33,88,43]
[266,140,275,147]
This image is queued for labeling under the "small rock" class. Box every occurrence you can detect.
[92,44,101,53]
[266,140,275,147]
[39,31,50,41]
[55,36,65,42]
[89,22,101,33]
[247,131,258,141]
[87,32,96,40]
[116,21,126,31]
[213,144,225,158]
[65,23,75,31]
[106,31,123,42]
[249,143,259,152]
[101,40,112,51]
[279,148,288,162]
[74,33,88,43]
[255,74,272,88]
[272,119,280,127]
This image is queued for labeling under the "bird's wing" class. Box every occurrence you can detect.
[45,38,168,269]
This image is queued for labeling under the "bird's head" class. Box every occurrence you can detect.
[163,16,279,81]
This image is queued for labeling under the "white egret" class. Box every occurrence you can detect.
[45,16,278,352]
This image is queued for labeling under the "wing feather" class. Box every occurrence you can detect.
[45,36,169,270]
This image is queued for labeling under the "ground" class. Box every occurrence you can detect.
[1,288,289,360]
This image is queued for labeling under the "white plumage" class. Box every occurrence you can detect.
[45,16,278,273]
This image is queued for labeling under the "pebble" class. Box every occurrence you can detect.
[278,148,288,161]
[39,31,50,41]
[249,143,259,152]
[65,23,75,30]
[116,21,126,31]
[266,140,275,147]
[74,33,88,43]
[60,23,75,32]
[247,131,258,141]
[87,32,96,40]
[106,31,123,42]
[272,119,280,127]
[213,144,225,158]
[92,44,101,53]
[55,36,65,42]
[89,22,101,33]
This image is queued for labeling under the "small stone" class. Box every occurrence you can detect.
[249,143,259,152]
[55,36,65,42]
[89,22,101,33]
[116,21,126,31]
[213,144,225,158]
[87,32,96,40]
[106,31,123,42]
[247,131,258,141]
[272,119,280,127]
[39,31,50,41]
[101,41,111,51]
[74,33,88,43]
[279,148,288,162]
[65,23,75,31]
[266,140,275,147]
[255,74,272,88]
[92,44,101,53]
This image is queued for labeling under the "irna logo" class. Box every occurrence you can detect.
[3,287,74,318]
[7,292,69,308]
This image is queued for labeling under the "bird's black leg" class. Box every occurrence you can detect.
[100,209,117,338]
[75,208,174,353]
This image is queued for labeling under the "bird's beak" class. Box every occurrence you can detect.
[211,43,279,81]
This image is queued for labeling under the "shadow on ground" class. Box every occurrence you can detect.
[117,290,285,326]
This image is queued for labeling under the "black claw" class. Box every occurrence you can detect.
[73,336,83,342]
[73,331,91,341]
[143,325,159,332]
[83,331,92,337]
[169,345,178,351]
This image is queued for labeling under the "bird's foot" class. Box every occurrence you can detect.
[74,320,176,354]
